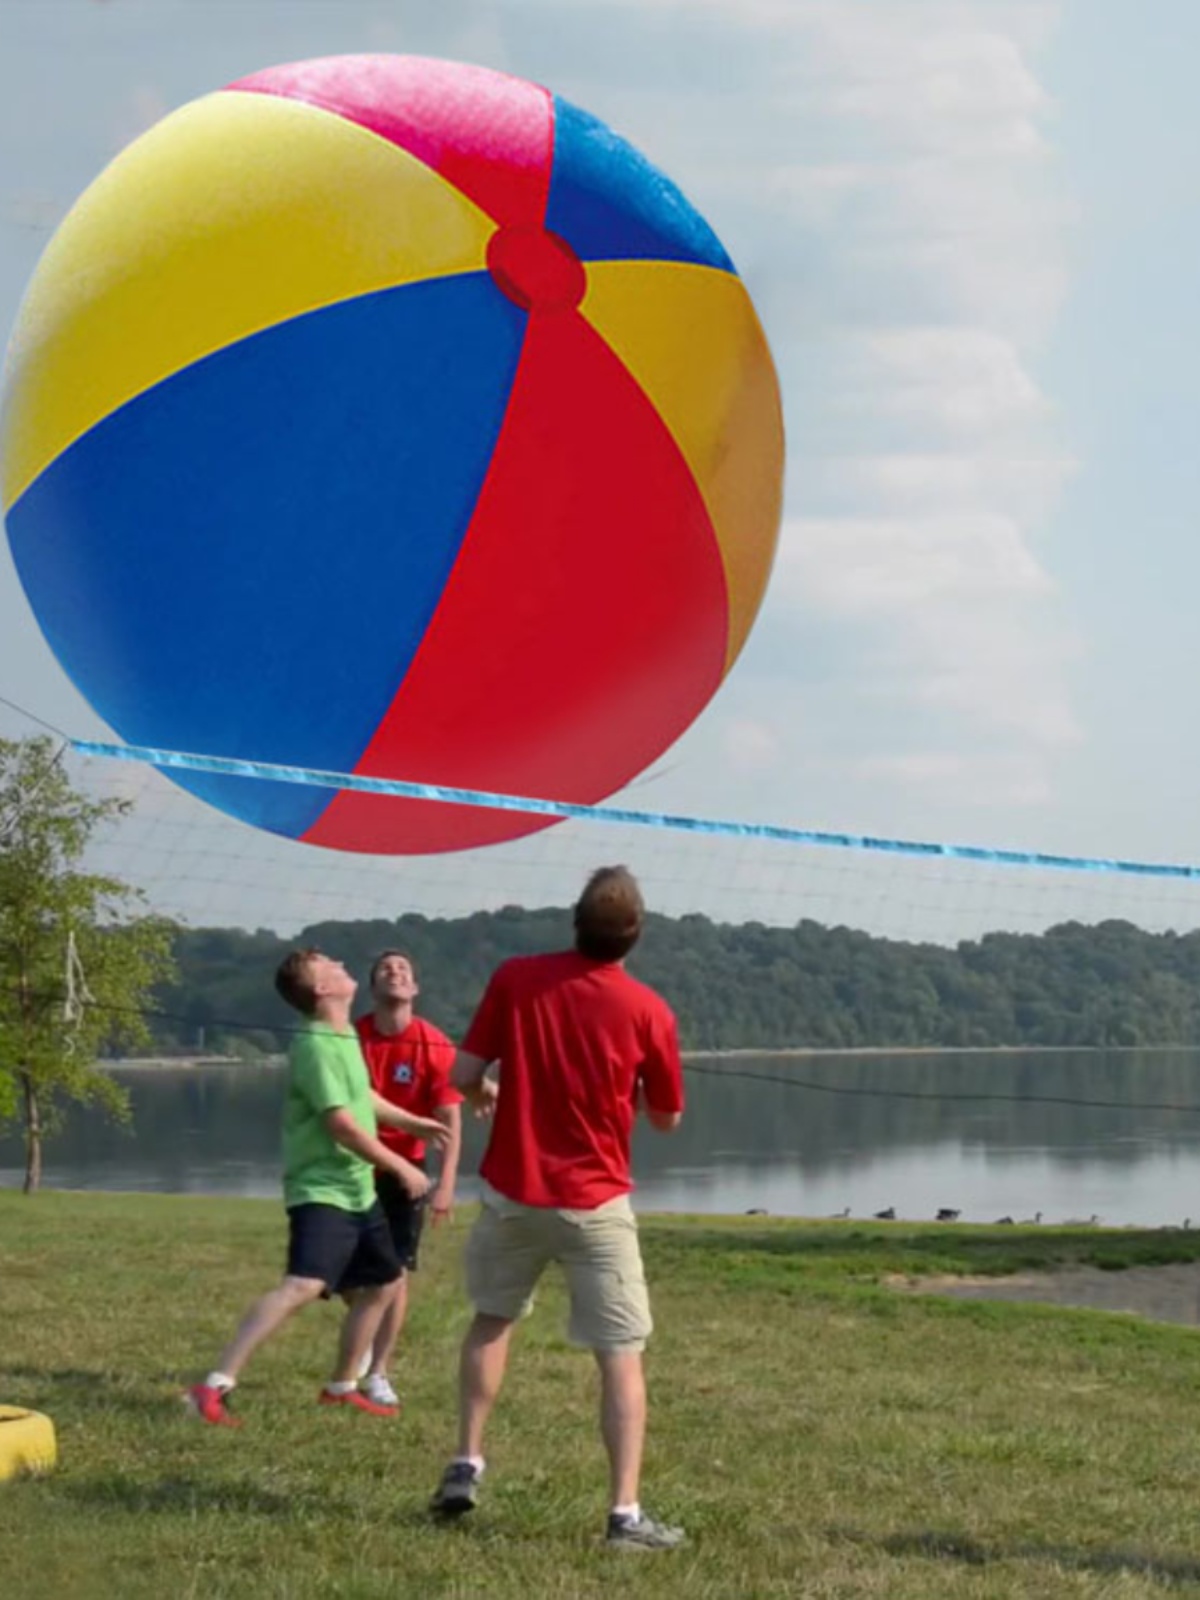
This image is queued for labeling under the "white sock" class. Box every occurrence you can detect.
[612,1502,640,1522]
[205,1371,235,1393]
[454,1455,485,1474]
[324,1380,358,1396]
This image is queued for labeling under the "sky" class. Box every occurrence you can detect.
[1,0,1198,937]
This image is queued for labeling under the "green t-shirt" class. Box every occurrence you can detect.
[281,1021,377,1212]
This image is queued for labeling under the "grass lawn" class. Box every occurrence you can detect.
[6,1191,1200,1597]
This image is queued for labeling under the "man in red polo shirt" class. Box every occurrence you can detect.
[339,949,462,1410]
[429,866,686,1551]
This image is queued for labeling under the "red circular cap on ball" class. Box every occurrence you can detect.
[487,224,587,311]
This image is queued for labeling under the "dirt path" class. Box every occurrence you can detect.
[892,1263,1200,1327]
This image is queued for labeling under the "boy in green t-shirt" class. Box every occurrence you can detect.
[186,948,446,1427]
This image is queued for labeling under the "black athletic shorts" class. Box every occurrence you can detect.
[285,1200,400,1293]
[375,1166,428,1272]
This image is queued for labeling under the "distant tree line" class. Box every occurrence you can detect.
[143,911,1200,1056]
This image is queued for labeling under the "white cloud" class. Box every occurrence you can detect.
[784,513,1052,617]
[764,502,1080,760]
[804,23,1049,152]
[721,719,781,773]
[602,0,1056,52]
[856,751,970,786]
[853,750,1055,807]
[722,0,1078,814]
[896,606,1082,747]
[835,328,1052,436]
[843,455,1076,526]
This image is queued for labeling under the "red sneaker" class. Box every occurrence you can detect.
[185,1383,241,1427]
[318,1386,397,1418]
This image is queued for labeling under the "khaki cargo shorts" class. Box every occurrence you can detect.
[464,1182,653,1352]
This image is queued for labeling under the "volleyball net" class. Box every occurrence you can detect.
[60,736,1200,946]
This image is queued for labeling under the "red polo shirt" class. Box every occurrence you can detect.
[463,950,684,1209]
[355,1013,461,1163]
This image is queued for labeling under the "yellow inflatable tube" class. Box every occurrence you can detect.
[0,1406,56,1478]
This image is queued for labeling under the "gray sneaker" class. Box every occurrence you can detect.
[430,1460,482,1516]
[606,1511,686,1550]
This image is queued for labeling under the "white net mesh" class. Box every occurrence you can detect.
[68,742,1200,944]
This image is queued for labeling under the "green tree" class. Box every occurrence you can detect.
[0,737,177,1191]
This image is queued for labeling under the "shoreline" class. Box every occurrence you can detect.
[683,1044,1137,1059]
[102,1042,1200,1072]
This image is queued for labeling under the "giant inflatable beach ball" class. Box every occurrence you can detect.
[0,55,784,853]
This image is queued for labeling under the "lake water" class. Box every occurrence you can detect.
[4,1049,1200,1227]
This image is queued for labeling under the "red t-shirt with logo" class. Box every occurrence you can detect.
[462,950,685,1210]
[355,1014,462,1163]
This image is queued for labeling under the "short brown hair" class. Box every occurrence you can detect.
[275,948,322,1016]
[369,949,416,988]
[574,866,645,962]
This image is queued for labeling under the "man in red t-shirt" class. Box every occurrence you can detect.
[429,867,687,1551]
[337,949,462,1410]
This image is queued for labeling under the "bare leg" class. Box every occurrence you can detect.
[214,1276,325,1380]
[331,1282,394,1384]
[595,1350,646,1510]
[367,1273,410,1377]
[456,1313,515,1458]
